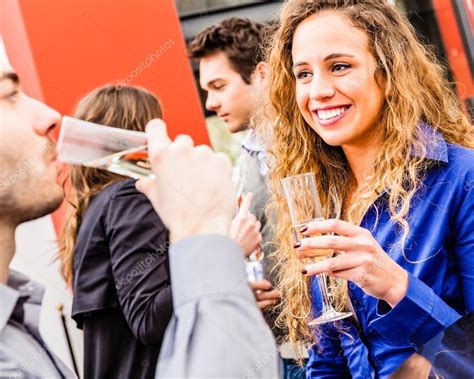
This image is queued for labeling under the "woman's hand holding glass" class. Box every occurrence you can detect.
[282,173,352,325]
[295,219,409,308]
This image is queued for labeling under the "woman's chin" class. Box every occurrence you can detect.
[318,134,347,147]
[308,124,347,147]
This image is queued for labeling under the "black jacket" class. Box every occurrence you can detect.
[72,178,173,379]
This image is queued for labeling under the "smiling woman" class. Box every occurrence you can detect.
[292,15,385,151]
[263,0,474,377]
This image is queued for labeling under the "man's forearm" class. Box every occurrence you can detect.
[156,234,279,378]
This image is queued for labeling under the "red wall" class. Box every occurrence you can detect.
[433,0,473,101]
[2,0,209,235]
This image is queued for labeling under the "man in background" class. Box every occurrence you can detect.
[189,17,275,297]
[189,17,308,377]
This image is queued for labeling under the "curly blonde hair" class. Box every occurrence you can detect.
[264,0,473,358]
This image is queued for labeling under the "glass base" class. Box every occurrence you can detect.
[308,310,353,326]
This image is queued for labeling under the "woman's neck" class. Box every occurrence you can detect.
[342,132,384,188]
[340,133,384,221]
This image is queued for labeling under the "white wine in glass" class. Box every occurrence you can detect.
[281,173,352,325]
[57,116,154,180]
[84,145,152,179]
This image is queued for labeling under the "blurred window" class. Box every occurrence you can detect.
[176,0,269,16]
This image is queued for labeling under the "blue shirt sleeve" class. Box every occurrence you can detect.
[370,164,474,347]
[370,272,461,347]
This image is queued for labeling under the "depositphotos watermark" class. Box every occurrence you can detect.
[9,346,47,378]
[115,38,176,90]
[115,243,169,290]
[243,352,273,379]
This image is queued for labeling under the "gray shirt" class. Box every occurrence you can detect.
[0,271,75,378]
[234,133,309,360]
[233,131,276,283]
[155,234,279,378]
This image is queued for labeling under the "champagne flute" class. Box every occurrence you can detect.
[281,173,352,325]
[57,116,153,179]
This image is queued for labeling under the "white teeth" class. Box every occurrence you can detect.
[317,107,346,120]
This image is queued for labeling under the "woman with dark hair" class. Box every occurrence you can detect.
[264,0,474,377]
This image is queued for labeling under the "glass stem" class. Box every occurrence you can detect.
[317,272,335,314]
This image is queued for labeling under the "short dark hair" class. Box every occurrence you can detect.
[188,17,266,84]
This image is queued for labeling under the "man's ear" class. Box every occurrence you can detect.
[253,61,269,82]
